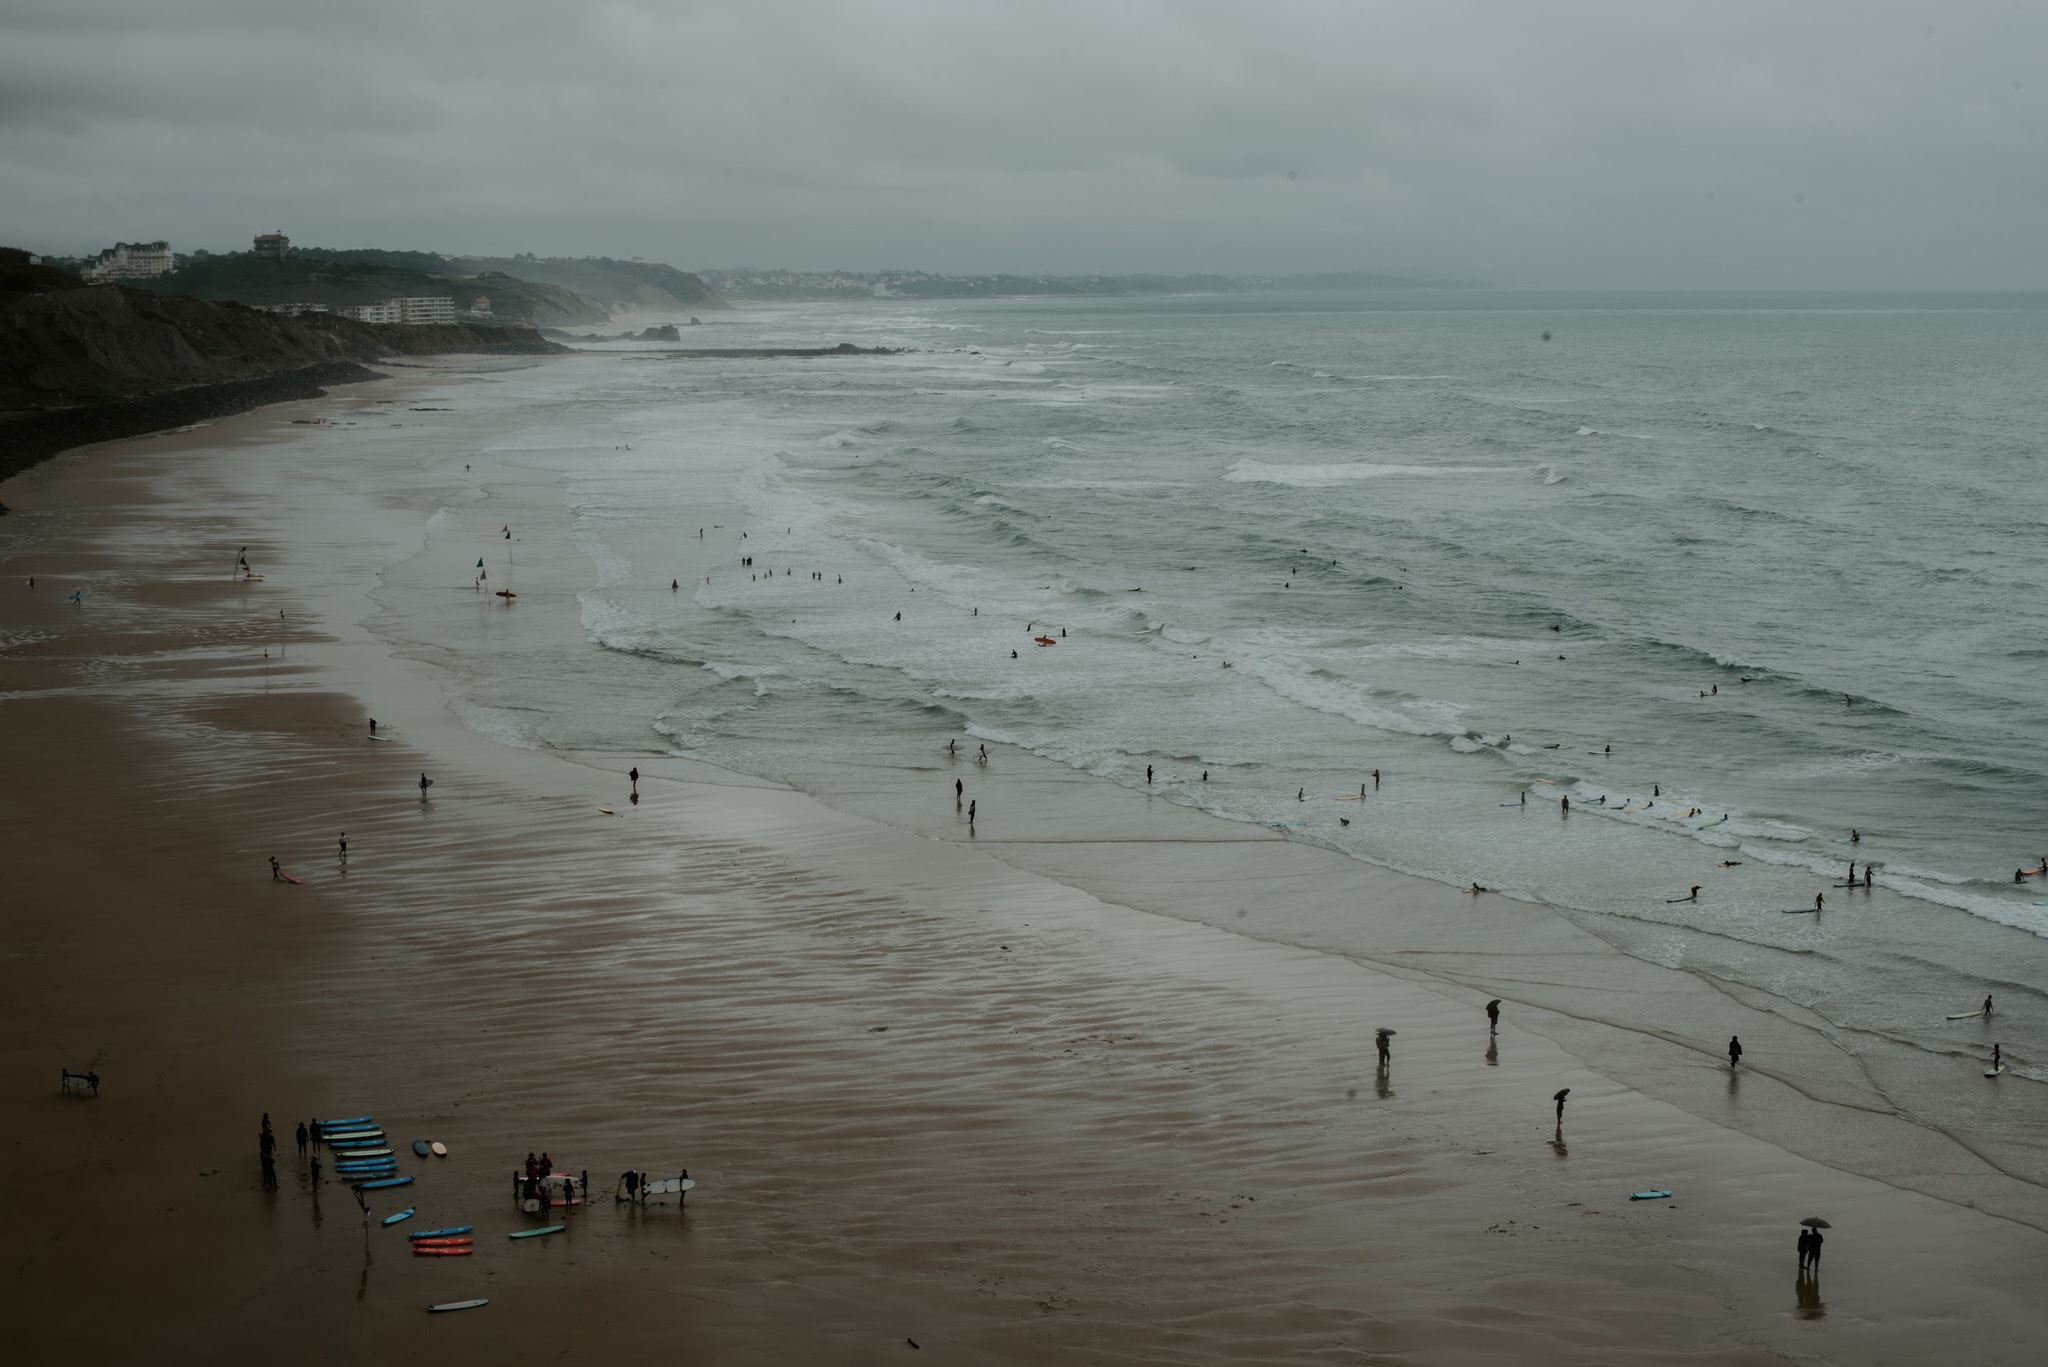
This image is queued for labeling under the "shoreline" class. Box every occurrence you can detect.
[4,359,2046,1361]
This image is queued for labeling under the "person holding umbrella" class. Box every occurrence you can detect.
[1553,1088,1570,1125]
[1374,1029,1394,1068]
[1800,1217,1830,1270]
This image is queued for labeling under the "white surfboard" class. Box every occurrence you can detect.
[1985,1066,2006,1077]
[1948,1012,1985,1020]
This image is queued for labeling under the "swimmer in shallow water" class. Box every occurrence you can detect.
[1719,860,1743,867]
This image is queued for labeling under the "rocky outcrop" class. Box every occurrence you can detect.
[0,251,565,480]
[1,280,560,413]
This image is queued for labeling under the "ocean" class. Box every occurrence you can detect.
[368,289,2048,1165]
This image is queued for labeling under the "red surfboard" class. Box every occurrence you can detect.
[413,1245,473,1256]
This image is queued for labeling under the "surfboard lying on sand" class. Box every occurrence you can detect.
[430,1142,447,1157]
[357,1176,413,1190]
[321,1116,374,1128]
[334,1145,391,1157]
[382,1208,416,1226]
[508,1225,565,1239]
[1630,1190,1673,1200]
[428,1299,488,1313]
[410,1226,473,1240]
[412,1140,431,1157]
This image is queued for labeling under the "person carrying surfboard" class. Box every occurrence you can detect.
[269,856,282,881]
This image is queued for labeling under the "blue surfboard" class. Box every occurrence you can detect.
[382,1207,417,1226]
[409,1225,474,1240]
[357,1176,413,1190]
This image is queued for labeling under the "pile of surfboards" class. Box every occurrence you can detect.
[324,1115,413,1190]
[410,1224,475,1257]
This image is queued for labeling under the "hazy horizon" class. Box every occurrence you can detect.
[5,1,2043,290]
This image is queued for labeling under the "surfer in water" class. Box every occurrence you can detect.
[1814,892,1825,912]
[419,772,433,799]
[1464,883,1487,894]
[1983,995,1994,1019]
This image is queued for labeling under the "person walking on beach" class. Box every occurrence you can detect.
[260,1148,277,1189]
[954,778,963,805]
[1486,999,1501,1033]
[1814,892,1825,912]
[1797,1227,1813,1271]
[419,772,433,799]
[269,856,282,881]
[369,718,377,736]
[1553,1088,1570,1123]
[295,1121,308,1158]
[1560,795,1570,813]
[338,832,347,861]
[309,1152,321,1185]
[629,767,639,794]
[1146,765,1154,784]
[309,1119,323,1149]
[1728,1036,1744,1068]
[1807,1226,1823,1267]
[1375,1029,1392,1068]
[967,799,977,826]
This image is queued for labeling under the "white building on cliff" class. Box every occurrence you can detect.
[81,241,174,281]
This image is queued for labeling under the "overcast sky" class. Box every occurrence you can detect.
[4,1,2042,288]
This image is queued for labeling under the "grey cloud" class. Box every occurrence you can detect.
[4,0,2044,286]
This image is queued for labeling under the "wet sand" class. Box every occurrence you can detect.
[4,362,2046,1364]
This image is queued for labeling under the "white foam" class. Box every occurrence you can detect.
[1224,459,1525,487]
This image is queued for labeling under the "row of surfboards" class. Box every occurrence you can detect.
[324,1115,410,1188]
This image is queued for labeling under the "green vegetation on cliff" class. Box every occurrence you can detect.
[129,251,607,327]
[453,255,728,313]
[0,248,559,413]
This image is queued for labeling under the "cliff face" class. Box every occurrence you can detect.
[1,280,558,412]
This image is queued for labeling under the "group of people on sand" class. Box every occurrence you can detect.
[516,1151,588,1211]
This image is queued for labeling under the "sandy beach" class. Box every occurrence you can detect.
[5,359,2047,1364]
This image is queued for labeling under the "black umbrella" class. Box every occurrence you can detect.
[1375,1028,1396,1037]
[1799,1217,1832,1229]
[1553,1088,1571,1102]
